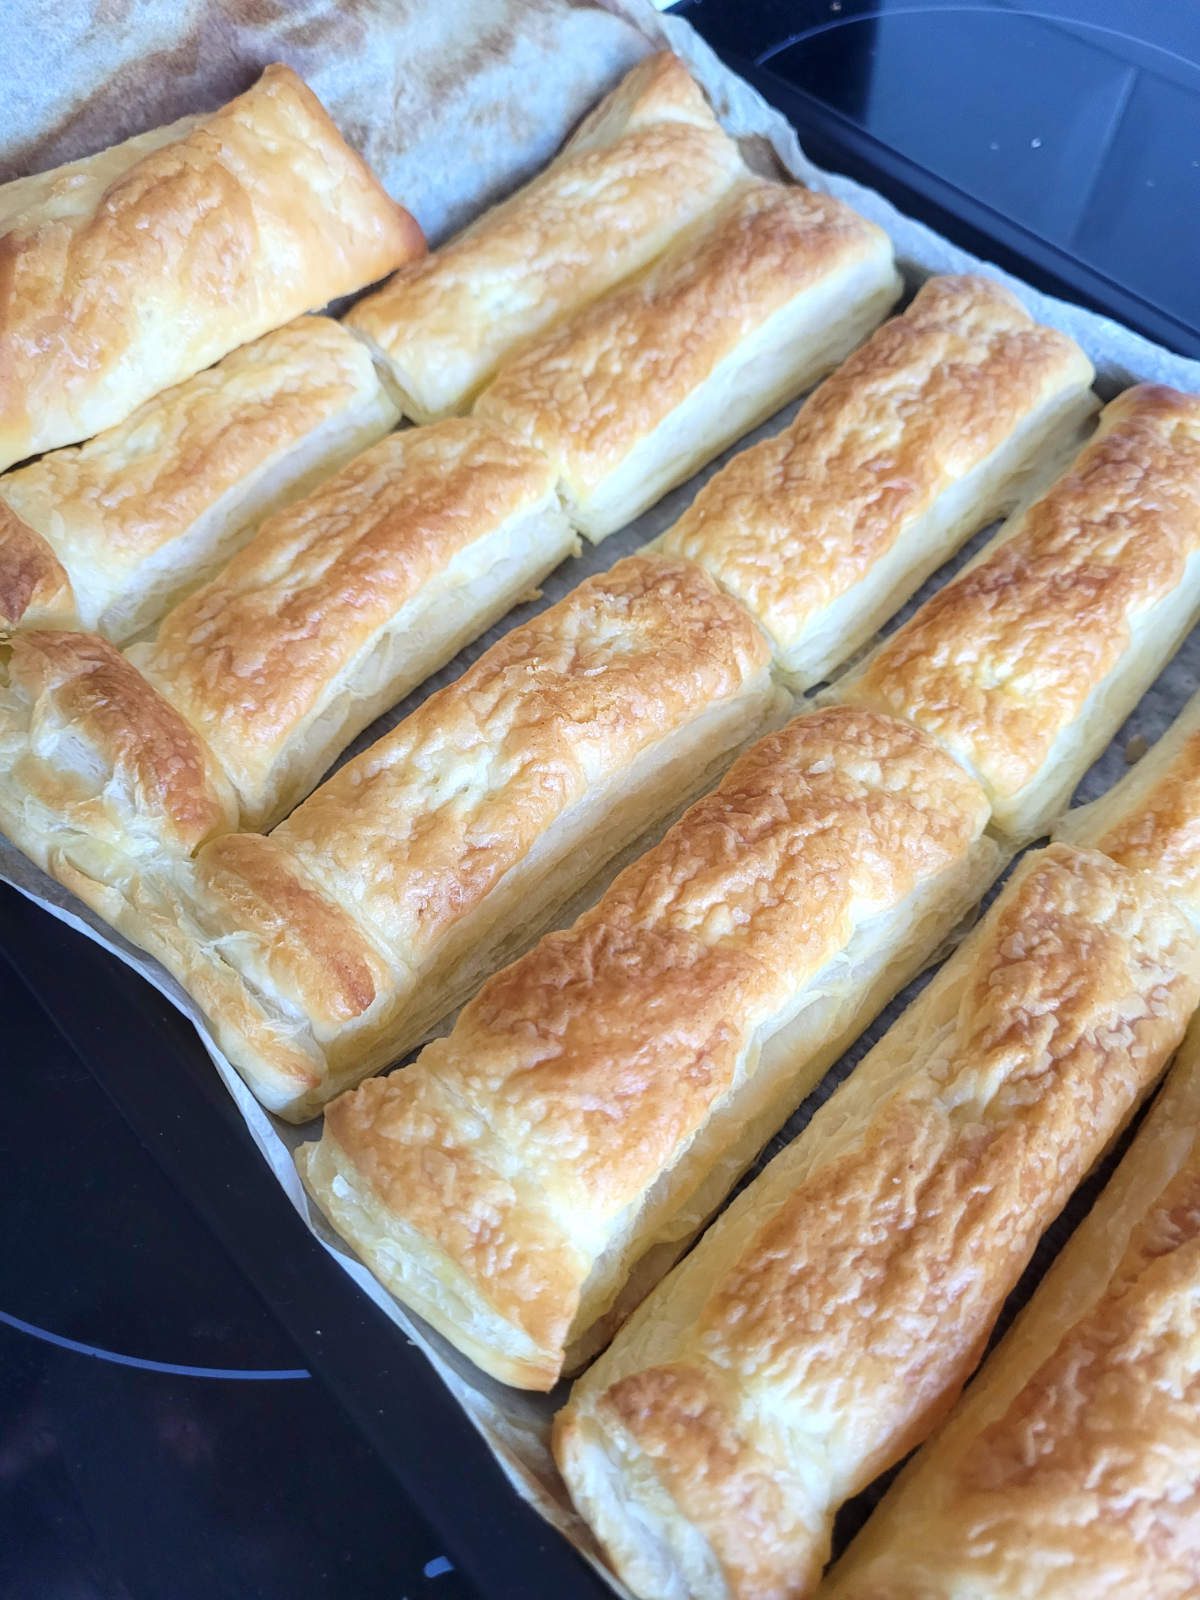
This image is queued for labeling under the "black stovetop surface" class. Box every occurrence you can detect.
[4,5,1198,1597]
[686,0,1200,347]
[0,938,474,1600]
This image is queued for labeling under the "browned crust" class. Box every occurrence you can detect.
[564,845,1200,1600]
[474,180,892,496]
[660,274,1092,652]
[275,552,770,958]
[313,706,989,1376]
[6,630,235,852]
[0,64,424,468]
[963,1203,1200,1517]
[130,418,557,815]
[831,1065,1200,1597]
[0,316,388,626]
[599,1362,824,1600]
[320,1083,591,1379]
[1098,757,1200,897]
[0,498,75,632]
[840,384,1200,808]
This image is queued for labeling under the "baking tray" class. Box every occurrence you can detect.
[3,34,1199,1600]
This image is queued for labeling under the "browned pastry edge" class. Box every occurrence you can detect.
[0,500,74,633]
[2,629,237,856]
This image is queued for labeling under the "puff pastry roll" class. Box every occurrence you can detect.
[0,65,422,473]
[1057,687,1200,925]
[835,384,1200,842]
[557,843,1200,1600]
[657,275,1096,687]
[473,180,901,541]
[345,52,747,422]
[118,556,783,1120]
[123,418,574,830]
[0,630,237,922]
[298,706,1000,1387]
[825,1018,1200,1600]
[0,318,398,643]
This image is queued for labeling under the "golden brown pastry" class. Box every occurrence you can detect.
[298,706,1000,1387]
[114,555,784,1121]
[125,418,575,830]
[0,630,236,923]
[0,64,423,471]
[657,275,1096,686]
[473,180,901,541]
[0,317,398,642]
[557,843,1200,1600]
[0,418,574,940]
[1056,686,1200,924]
[835,384,1200,842]
[824,1016,1200,1600]
[345,52,748,421]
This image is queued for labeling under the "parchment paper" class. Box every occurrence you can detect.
[4,3,1200,1588]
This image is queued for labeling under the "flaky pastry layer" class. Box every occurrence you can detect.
[826,1012,1200,1600]
[118,555,782,1119]
[300,706,995,1388]
[126,417,575,829]
[0,64,422,470]
[836,384,1200,841]
[658,274,1096,685]
[474,179,900,540]
[559,844,1200,1600]
[0,630,236,924]
[0,317,398,641]
[345,52,747,421]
